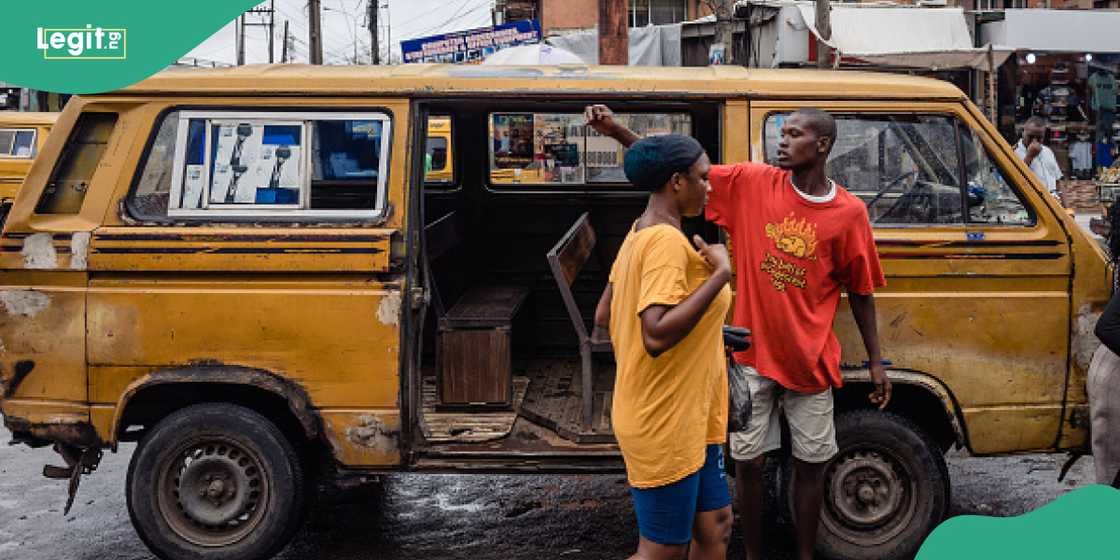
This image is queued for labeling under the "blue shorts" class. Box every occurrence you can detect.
[629,444,732,545]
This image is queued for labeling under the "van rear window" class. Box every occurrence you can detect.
[35,112,117,215]
[488,112,691,187]
[130,110,392,221]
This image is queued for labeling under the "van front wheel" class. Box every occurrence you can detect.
[126,403,305,560]
[814,410,949,560]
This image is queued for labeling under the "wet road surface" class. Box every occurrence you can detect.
[0,425,1095,560]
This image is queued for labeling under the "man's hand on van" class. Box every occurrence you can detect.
[584,105,640,148]
[869,362,892,410]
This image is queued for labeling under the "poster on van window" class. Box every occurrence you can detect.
[210,123,302,205]
[491,113,534,169]
[533,113,584,184]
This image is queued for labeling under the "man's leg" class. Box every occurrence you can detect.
[790,458,827,560]
[689,444,734,560]
[1088,345,1120,485]
[729,368,782,560]
[782,387,839,560]
[735,456,767,560]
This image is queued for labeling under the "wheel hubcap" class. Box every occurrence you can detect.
[158,439,270,547]
[830,451,903,527]
[822,448,918,547]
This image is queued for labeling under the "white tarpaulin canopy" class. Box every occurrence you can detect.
[482,44,586,65]
[786,3,1011,71]
[546,24,683,66]
[980,9,1120,53]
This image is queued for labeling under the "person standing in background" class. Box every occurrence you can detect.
[1015,116,1063,200]
[1089,67,1117,145]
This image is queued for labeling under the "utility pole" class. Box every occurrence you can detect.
[309,0,324,65]
[239,2,277,64]
[269,0,275,63]
[282,20,290,63]
[598,0,628,65]
[815,0,831,69]
[369,0,379,65]
[236,14,246,65]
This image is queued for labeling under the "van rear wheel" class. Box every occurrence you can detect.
[811,410,949,560]
[126,403,305,560]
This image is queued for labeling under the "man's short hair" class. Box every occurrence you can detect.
[792,108,838,151]
[1024,116,1046,128]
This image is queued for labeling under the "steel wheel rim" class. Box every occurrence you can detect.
[156,436,270,547]
[821,446,918,547]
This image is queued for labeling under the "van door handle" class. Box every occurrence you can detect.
[410,286,429,310]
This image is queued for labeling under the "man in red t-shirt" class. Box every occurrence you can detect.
[587,105,891,560]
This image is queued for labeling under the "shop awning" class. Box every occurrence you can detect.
[980,9,1120,54]
[793,4,1012,71]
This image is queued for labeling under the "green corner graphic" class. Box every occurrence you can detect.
[916,484,1120,559]
[2,1,262,94]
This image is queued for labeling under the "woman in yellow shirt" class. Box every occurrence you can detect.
[590,119,734,560]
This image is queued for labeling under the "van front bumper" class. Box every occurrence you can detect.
[1,399,101,449]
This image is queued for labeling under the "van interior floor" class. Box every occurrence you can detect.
[418,359,616,446]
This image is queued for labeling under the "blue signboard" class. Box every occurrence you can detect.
[401,20,541,64]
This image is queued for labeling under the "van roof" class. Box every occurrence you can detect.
[121,64,965,100]
[0,112,59,126]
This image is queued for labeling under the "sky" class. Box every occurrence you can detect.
[185,0,494,65]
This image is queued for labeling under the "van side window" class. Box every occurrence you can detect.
[425,116,453,185]
[129,110,391,221]
[763,113,963,225]
[0,128,37,158]
[960,128,1033,226]
[489,112,691,186]
[35,112,118,214]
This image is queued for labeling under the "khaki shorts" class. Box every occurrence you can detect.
[729,366,838,464]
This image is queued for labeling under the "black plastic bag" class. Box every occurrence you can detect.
[727,360,752,433]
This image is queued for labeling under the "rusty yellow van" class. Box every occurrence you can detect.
[0,64,1109,560]
[0,111,55,207]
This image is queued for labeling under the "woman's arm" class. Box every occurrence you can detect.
[639,237,731,357]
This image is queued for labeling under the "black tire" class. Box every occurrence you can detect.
[800,410,949,560]
[126,403,306,560]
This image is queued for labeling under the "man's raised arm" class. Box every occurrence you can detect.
[584,105,641,148]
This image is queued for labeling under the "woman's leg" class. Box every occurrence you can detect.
[689,506,733,560]
[629,471,701,560]
[689,444,734,560]
[630,538,689,560]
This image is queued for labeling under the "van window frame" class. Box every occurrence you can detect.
[125,106,396,224]
[954,118,1037,228]
[760,109,1036,229]
[35,112,118,215]
[424,113,458,190]
[483,109,695,194]
[168,110,392,220]
[0,127,38,159]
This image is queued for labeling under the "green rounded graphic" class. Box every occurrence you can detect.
[2,1,261,94]
[916,484,1120,559]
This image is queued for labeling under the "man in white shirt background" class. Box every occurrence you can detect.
[1015,116,1064,200]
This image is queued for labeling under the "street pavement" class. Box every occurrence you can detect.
[0,424,1096,560]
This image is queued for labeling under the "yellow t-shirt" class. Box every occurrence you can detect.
[608,223,731,488]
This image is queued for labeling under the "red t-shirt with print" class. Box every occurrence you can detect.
[706,162,885,393]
